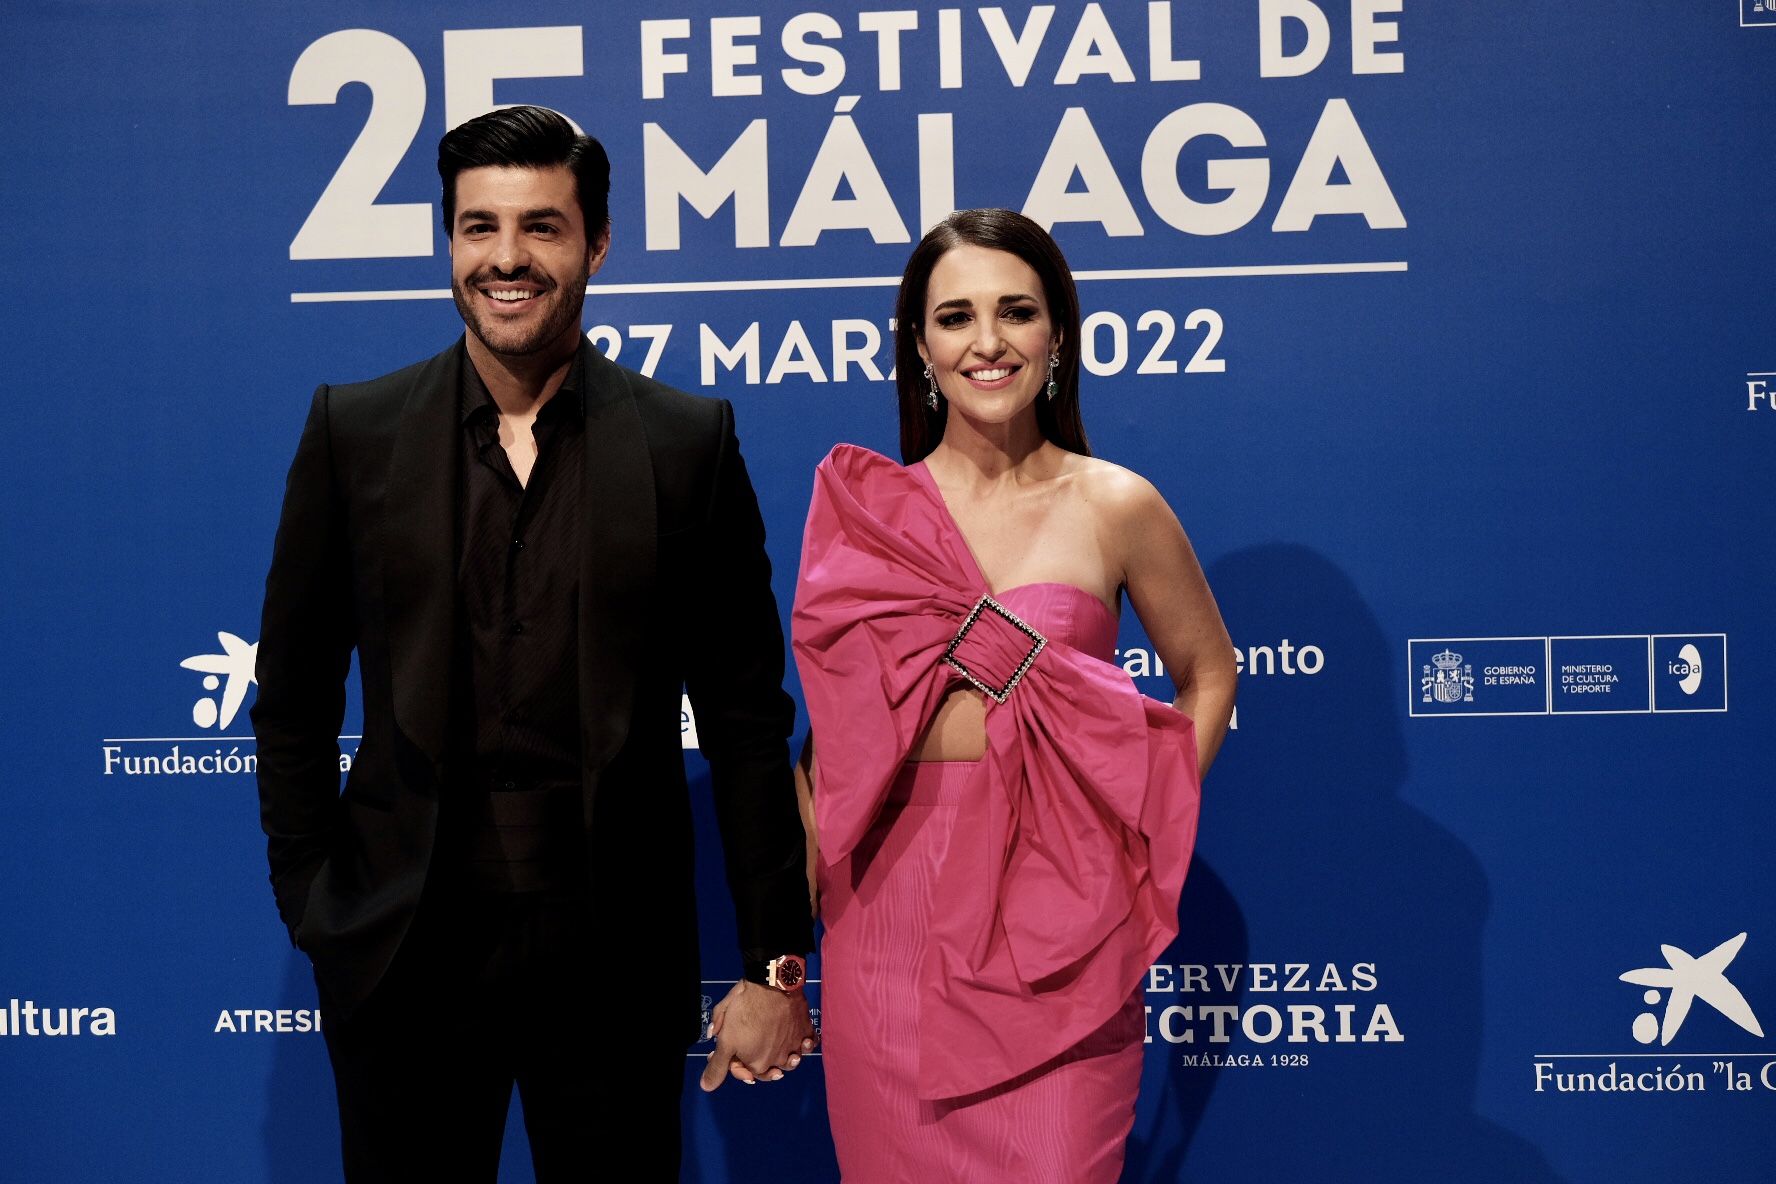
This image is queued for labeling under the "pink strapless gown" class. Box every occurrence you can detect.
[792,446,1201,1183]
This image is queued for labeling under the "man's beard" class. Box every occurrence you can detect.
[452,270,587,358]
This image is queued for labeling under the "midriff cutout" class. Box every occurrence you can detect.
[907,687,989,763]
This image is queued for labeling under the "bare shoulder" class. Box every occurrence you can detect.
[1063,455,1178,533]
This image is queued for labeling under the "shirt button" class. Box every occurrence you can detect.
[510,622,525,636]
[511,538,525,551]
[502,780,517,791]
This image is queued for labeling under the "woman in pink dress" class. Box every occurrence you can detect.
[792,209,1237,1182]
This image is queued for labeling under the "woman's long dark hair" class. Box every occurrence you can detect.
[894,209,1090,464]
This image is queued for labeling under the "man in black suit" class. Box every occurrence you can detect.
[252,106,814,1181]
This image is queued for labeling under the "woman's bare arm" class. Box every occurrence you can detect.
[794,735,820,918]
[1105,470,1237,774]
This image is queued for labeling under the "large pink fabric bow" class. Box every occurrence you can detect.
[792,445,1200,1100]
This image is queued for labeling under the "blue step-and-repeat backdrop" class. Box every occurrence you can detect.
[3,2,1772,1181]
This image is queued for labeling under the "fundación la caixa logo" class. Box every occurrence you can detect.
[1747,369,1776,407]
[101,631,270,778]
[102,631,330,778]
[1407,634,1726,718]
[1533,931,1770,1096]
[103,631,705,776]
[178,631,259,729]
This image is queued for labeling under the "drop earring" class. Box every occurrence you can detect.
[1045,351,1060,401]
[924,362,941,411]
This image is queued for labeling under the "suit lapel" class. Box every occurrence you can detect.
[384,341,464,778]
[577,346,655,786]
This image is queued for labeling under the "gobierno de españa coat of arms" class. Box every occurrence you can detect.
[1421,648,1475,704]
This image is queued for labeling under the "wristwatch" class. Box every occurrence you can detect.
[745,953,807,993]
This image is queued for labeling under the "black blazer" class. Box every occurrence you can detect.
[252,340,811,1040]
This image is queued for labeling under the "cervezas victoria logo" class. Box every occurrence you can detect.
[1533,930,1772,1096]
[1144,959,1404,1073]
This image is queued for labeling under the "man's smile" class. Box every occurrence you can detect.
[478,282,546,306]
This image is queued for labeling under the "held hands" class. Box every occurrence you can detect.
[699,979,818,1091]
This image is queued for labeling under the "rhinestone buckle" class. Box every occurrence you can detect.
[943,595,1047,705]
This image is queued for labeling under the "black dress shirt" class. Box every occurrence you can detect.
[452,352,587,891]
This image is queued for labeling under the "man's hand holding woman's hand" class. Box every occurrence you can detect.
[699,979,818,1091]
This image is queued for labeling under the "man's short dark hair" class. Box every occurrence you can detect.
[437,105,611,239]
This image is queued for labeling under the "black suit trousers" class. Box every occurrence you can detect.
[317,880,687,1183]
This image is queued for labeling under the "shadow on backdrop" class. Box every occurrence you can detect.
[1144,543,1564,1182]
[1125,857,1248,1181]
[262,953,343,1184]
